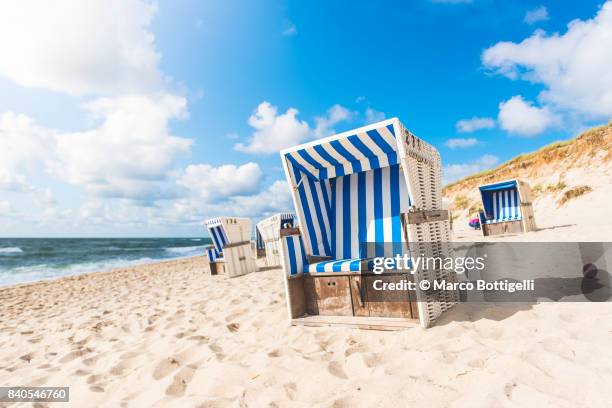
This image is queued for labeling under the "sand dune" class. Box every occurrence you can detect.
[1,256,612,407]
[446,123,612,242]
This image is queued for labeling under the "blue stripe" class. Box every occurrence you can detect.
[314,145,345,177]
[367,129,398,166]
[342,174,351,259]
[217,226,227,246]
[297,149,326,179]
[330,178,336,259]
[316,259,335,272]
[350,259,361,271]
[357,171,367,258]
[373,168,384,257]
[307,177,331,255]
[210,227,223,252]
[287,154,316,180]
[332,260,345,272]
[295,169,320,256]
[390,164,401,253]
[386,124,395,136]
[321,180,332,223]
[347,134,379,170]
[286,236,297,275]
[330,140,362,173]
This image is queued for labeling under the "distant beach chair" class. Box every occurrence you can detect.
[256,213,296,267]
[204,217,258,277]
[478,179,537,236]
[278,118,458,329]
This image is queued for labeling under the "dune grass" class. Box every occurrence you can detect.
[558,185,593,206]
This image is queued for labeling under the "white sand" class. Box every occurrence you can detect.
[1,255,612,407]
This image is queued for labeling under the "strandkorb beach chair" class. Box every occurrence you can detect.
[278,118,458,329]
[478,179,536,236]
[204,217,257,277]
[256,213,296,267]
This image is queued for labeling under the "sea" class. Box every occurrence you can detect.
[0,237,211,287]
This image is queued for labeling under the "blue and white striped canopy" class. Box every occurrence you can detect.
[479,180,523,223]
[283,123,398,181]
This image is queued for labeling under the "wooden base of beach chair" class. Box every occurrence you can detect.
[286,273,419,328]
[482,220,524,236]
[209,261,225,276]
[291,315,418,331]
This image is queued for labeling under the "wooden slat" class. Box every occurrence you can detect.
[291,315,418,331]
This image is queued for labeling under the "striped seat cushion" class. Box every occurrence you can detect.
[306,258,369,273]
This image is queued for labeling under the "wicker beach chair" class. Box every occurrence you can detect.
[278,118,458,329]
[255,213,296,267]
[204,217,258,277]
[478,179,537,236]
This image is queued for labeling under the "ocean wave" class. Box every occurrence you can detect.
[0,257,157,287]
[165,245,206,255]
[0,247,23,254]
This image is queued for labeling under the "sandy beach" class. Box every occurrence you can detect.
[1,255,612,407]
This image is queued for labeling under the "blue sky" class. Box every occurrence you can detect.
[0,0,611,237]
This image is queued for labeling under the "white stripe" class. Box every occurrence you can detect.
[381,167,393,255]
[358,132,389,168]
[509,190,515,219]
[493,192,498,220]
[365,170,375,257]
[504,190,509,220]
[305,146,336,178]
[322,143,354,175]
[289,151,319,179]
[335,176,344,258]
[350,173,359,258]
[302,179,324,255]
[314,182,331,252]
[338,137,366,162]
[377,126,398,149]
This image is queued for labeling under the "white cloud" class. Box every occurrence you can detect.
[51,94,191,199]
[355,96,366,103]
[235,102,310,153]
[177,162,263,203]
[443,154,499,184]
[282,21,297,36]
[365,108,386,124]
[235,102,352,153]
[224,180,293,219]
[455,116,495,133]
[498,95,556,136]
[483,2,612,118]
[314,104,353,138]
[524,6,549,25]
[1,94,191,201]
[0,0,162,96]
[0,112,55,192]
[444,138,478,149]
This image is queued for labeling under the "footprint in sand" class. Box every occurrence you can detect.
[165,366,196,397]
[283,382,297,400]
[59,348,93,363]
[226,323,240,333]
[208,343,226,361]
[19,352,36,363]
[152,357,181,380]
[327,361,348,379]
